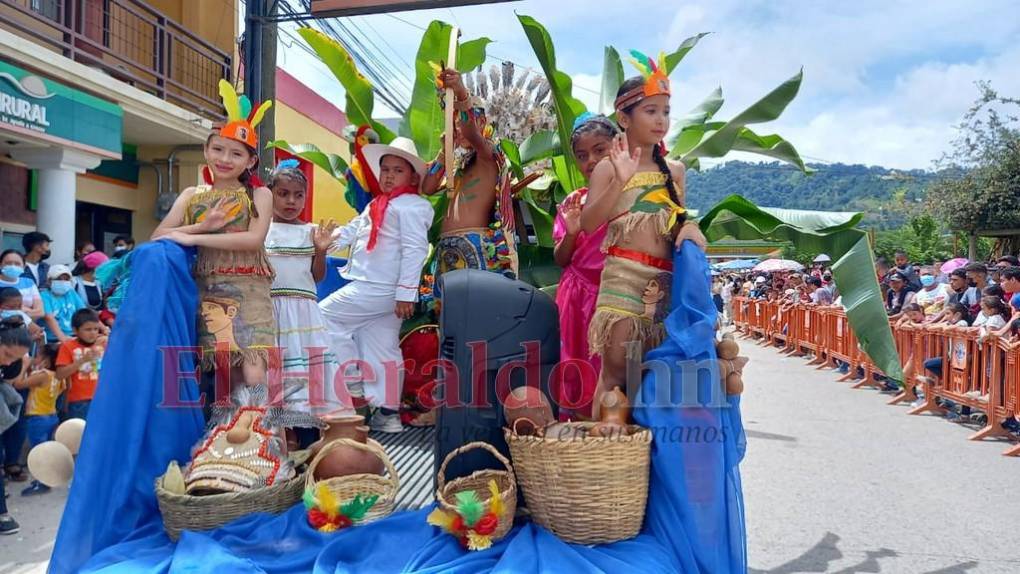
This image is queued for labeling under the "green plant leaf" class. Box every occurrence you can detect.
[500,139,526,180]
[518,14,587,192]
[680,69,805,169]
[699,195,899,380]
[599,46,624,115]
[519,130,560,165]
[516,244,561,289]
[731,128,812,173]
[664,32,710,74]
[297,28,395,144]
[266,140,349,181]
[457,37,491,72]
[519,187,555,248]
[677,87,725,130]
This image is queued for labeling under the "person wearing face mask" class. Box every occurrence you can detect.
[39,265,86,343]
[961,262,990,317]
[913,265,949,316]
[0,250,44,321]
[111,236,134,259]
[20,232,52,287]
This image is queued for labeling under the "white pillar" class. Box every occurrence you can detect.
[10,148,104,266]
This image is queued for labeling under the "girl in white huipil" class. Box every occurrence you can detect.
[265,160,349,429]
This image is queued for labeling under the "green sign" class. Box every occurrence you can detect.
[0,59,123,157]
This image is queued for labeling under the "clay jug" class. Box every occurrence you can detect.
[503,386,554,431]
[311,415,385,480]
[589,386,631,438]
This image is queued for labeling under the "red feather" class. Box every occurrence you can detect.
[202,166,214,185]
[355,125,381,196]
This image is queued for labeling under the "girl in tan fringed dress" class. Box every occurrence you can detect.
[581,55,707,417]
[152,81,276,390]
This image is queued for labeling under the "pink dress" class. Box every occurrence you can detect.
[553,188,607,418]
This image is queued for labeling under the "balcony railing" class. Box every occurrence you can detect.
[0,0,231,120]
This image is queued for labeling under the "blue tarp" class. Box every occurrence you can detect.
[713,259,758,271]
[51,241,745,573]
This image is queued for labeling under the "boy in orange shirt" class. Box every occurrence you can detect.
[55,309,105,421]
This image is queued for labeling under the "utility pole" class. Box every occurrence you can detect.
[242,0,278,174]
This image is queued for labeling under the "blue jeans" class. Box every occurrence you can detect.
[923,358,943,378]
[25,415,58,448]
[66,401,91,421]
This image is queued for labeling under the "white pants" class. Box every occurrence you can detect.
[319,281,404,409]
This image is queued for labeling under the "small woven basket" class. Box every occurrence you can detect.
[304,438,399,524]
[155,450,310,541]
[436,441,517,541]
[505,422,652,544]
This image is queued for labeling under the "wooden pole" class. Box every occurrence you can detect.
[443,27,459,180]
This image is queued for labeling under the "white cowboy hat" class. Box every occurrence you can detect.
[361,137,427,182]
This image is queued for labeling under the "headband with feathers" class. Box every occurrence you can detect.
[218,79,273,149]
[614,50,671,111]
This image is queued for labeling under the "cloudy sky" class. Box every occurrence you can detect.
[276,0,1020,170]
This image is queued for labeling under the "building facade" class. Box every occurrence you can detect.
[0,0,236,263]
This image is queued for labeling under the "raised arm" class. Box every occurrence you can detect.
[440,69,495,161]
[310,220,339,283]
[553,192,583,267]
[581,134,638,232]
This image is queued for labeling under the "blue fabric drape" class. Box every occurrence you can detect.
[53,241,745,574]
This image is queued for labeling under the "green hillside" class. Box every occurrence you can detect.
[686,161,940,229]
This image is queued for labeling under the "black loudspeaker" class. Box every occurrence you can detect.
[434,269,559,484]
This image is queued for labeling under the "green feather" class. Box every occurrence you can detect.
[454,490,484,527]
[239,96,253,121]
[302,487,317,510]
[340,494,379,522]
[628,49,652,76]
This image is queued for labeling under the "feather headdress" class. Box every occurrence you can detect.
[614,50,671,111]
[217,79,273,149]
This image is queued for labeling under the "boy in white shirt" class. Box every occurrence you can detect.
[319,137,434,433]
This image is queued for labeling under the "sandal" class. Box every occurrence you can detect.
[4,464,28,482]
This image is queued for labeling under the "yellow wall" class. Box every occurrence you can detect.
[275,102,357,224]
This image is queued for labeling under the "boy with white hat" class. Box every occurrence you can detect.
[319,137,434,433]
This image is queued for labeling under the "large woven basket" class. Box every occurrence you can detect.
[505,422,652,544]
[155,451,310,541]
[436,442,517,541]
[304,438,399,525]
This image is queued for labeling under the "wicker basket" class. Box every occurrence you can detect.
[155,453,308,541]
[304,438,399,524]
[436,441,517,541]
[505,422,652,544]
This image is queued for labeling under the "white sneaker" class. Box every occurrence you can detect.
[370,411,404,433]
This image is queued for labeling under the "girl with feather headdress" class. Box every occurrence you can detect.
[580,52,708,417]
[152,80,277,389]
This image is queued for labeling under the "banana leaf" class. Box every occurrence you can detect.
[518,187,555,248]
[519,130,561,165]
[405,21,491,161]
[266,140,349,181]
[699,195,900,380]
[599,46,624,115]
[516,244,561,289]
[731,128,812,172]
[663,32,710,74]
[297,28,395,144]
[518,14,586,192]
[679,69,806,169]
[500,139,526,180]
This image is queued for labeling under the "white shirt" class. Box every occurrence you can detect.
[914,283,949,315]
[330,194,434,302]
[266,222,319,299]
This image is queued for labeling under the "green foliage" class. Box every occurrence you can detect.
[872,215,954,264]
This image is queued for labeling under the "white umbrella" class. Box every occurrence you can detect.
[813,254,831,263]
[753,259,805,273]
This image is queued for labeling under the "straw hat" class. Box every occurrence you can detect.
[27,440,75,487]
[361,137,427,181]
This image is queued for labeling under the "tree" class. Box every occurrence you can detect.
[926,82,1020,257]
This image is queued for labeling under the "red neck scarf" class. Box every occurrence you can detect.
[367,185,419,251]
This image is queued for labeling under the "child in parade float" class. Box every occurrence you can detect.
[423,68,519,291]
[318,137,434,434]
[264,160,349,434]
[553,113,619,419]
[580,57,707,415]
[152,81,276,389]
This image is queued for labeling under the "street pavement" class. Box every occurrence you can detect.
[2,335,1018,573]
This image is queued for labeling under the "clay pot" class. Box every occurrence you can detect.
[544,422,587,441]
[310,415,385,480]
[725,372,744,395]
[589,386,631,438]
[511,417,543,437]
[716,338,740,360]
[503,386,554,431]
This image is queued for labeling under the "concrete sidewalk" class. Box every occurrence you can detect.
[2,337,1018,573]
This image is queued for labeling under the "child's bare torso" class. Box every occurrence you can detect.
[442,159,498,232]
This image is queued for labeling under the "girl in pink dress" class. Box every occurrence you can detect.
[553,114,619,418]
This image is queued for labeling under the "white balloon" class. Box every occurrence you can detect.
[27,441,75,487]
[55,418,86,455]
